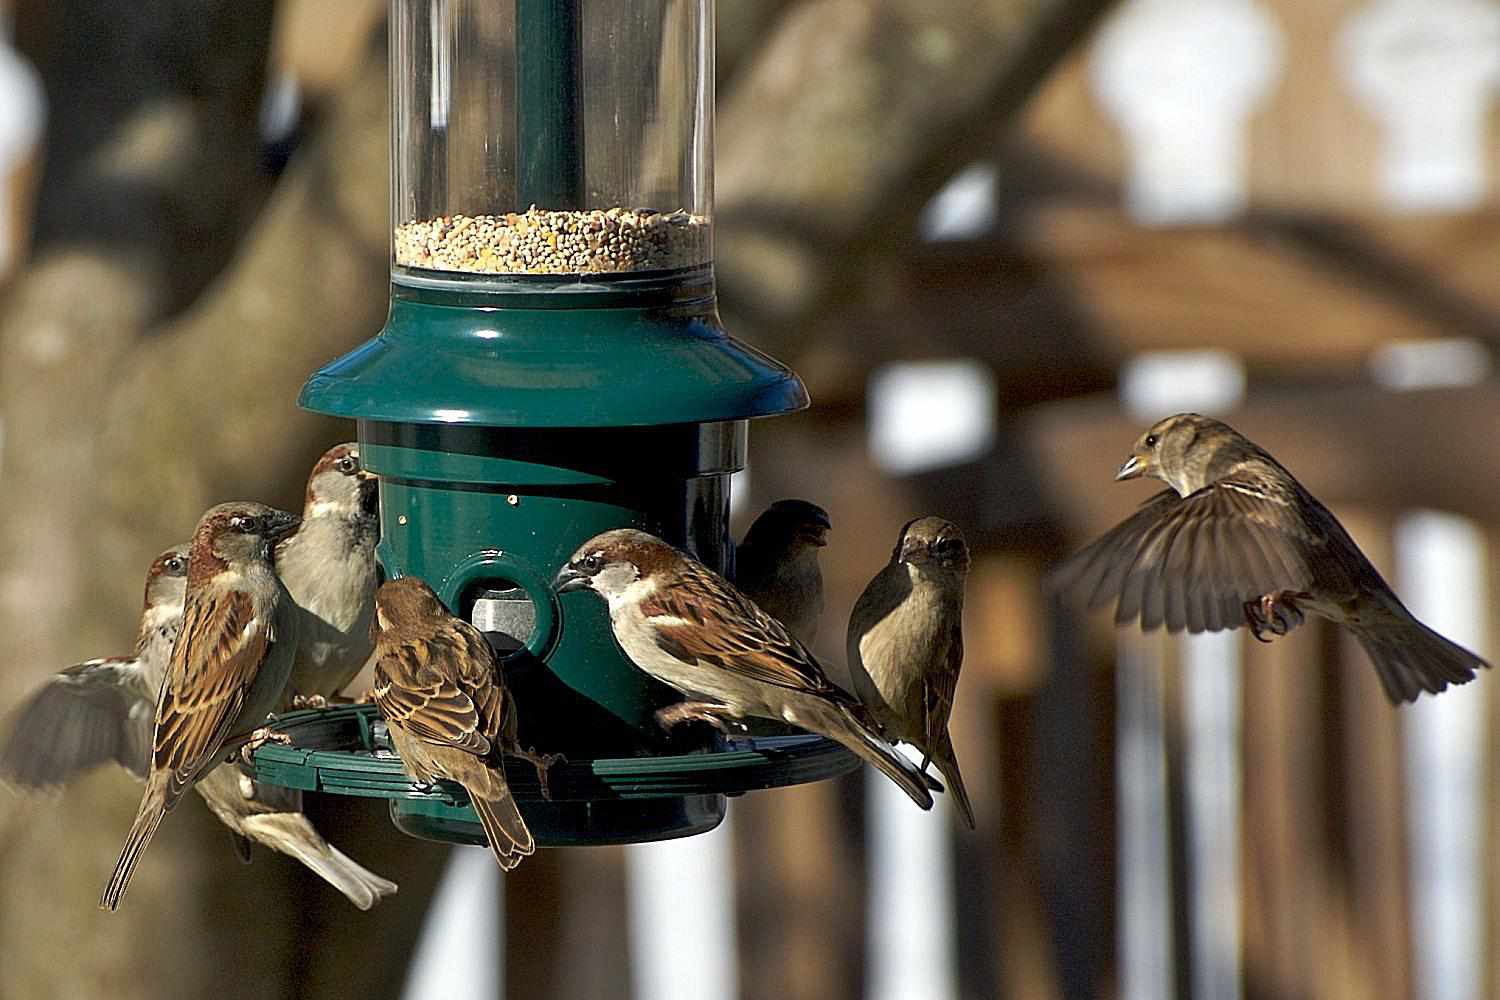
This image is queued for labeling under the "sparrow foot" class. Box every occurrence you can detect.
[289,693,329,710]
[656,701,733,733]
[239,726,293,765]
[1244,591,1308,643]
[509,748,566,801]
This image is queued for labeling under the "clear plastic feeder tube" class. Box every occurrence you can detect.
[391,0,713,279]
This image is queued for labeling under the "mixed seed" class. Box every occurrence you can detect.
[393,206,710,275]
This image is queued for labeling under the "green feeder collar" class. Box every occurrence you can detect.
[248,705,861,847]
[298,271,808,428]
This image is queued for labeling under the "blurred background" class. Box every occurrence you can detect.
[1,0,1498,998]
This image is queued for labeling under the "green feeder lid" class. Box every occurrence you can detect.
[248,704,861,847]
[299,274,808,428]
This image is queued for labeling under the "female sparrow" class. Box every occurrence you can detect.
[100,501,301,910]
[1052,412,1489,703]
[849,517,975,828]
[734,499,831,646]
[554,529,936,811]
[369,576,535,872]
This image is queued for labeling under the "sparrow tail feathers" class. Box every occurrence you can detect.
[99,788,167,911]
[820,703,934,810]
[1351,619,1488,705]
[470,784,535,872]
[931,735,976,830]
[241,812,398,909]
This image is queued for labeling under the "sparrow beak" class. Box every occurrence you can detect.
[1115,455,1144,481]
[264,510,302,541]
[355,469,378,482]
[552,565,590,594]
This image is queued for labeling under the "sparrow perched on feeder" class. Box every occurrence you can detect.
[2,541,397,909]
[848,517,975,829]
[554,529,936,811]
[369,576,536,872]
[101,501,301,911]
[0,545,188,789]
[733,499,831,646]
[279,442,380,704]
[192,765,397,909]
[1052,412,1490,704]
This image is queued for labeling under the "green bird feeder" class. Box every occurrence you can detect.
[256,0,860,846]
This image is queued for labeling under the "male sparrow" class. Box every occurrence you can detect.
[369,576,535,872]
[1052,412,1489,703]
[0,544,188,789]
[848,517,975,828]
[279,442,380,704]
[554,529,936,811]
[734,499,831,646]
[100,501,301,910]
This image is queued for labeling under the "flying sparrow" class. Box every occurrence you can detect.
[370,576,536,872]
[100,501,301,910]
[0,544,188,789]
[279,442,380,705]
[1052,412,1489,703]
[554,529,936,811]
[733,499,831,646]
[848,517,975,828]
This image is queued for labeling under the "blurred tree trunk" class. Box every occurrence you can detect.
[0,11,442,999]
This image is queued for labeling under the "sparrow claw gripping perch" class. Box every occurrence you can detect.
[509,748,565,801]
[655,701,734,733]
[239,726,294,766]
[289,693,329,710]
[1244,591,1308,643]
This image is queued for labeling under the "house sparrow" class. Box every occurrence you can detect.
[192,765,397,909]
[733,499,831,645]
[370,576,535,872]
[848,517,975,828]
[554,529,936,811]
[279,442,379,704]
[1052,412,1490,704]
[100,501,301,910]
[0,544,188,789]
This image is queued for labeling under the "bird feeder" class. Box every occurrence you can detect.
[256,0,859,846]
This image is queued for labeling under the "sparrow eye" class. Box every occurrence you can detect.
[164,557,185,574]
[229,516,249,531]
[1144,434,1159,448]
[581,554,604,572]
[335,456,358,475]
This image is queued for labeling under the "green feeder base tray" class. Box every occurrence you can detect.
[247,704,862,847]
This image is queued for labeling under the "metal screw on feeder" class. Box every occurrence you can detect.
[249,0,860,847]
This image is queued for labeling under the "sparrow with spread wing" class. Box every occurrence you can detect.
[734,499,831,646]
[1052,412,1489,703]
[100,501,301,911]
[554,529,935,811]
[369,576,535,872]
[0,545,188,789]
[849,517,975,828]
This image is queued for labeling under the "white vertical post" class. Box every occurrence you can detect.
[1116,639,1175,1000]
[867,762,958,1000]
[625,809,738,1000]
[1396,511,1488,1000]
[401,848,503,1000]
[1181,631,1243,1000]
